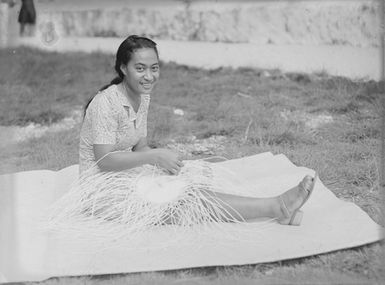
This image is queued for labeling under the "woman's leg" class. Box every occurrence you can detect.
[20,23,25,36]
[200,191,278,221]
[201,175,314,222]
[162,175,314,225]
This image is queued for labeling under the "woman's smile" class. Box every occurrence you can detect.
[141,81,153,90]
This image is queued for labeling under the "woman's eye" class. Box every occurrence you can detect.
[136,66,144,72]
[152,66,159,72]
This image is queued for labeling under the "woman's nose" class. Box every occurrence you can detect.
[143,69,153,81]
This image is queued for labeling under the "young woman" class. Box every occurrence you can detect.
[76,35,316,229]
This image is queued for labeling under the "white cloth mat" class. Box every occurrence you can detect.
[0,152,382,283]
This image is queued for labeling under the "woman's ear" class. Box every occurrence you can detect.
[120,64,127,76]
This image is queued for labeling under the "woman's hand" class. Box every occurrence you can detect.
[150,148,184,175]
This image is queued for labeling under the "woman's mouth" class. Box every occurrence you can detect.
[141,82,153,89]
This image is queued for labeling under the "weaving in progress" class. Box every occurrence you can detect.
[0,152,382,283]
[46,158,265,240]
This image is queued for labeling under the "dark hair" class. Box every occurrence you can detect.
[83,35,158,116]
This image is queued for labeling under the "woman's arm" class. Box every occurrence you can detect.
[93,144,184,173]
[93,144,153,172]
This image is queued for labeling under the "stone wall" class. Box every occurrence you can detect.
[4,0,381,48]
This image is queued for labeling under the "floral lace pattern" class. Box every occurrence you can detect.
[79,83,150,174]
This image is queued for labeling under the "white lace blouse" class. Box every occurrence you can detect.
[79,83,150,174]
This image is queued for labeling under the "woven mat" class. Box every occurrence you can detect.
[0,152,382,283]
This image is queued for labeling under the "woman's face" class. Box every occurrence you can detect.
[121,48,160,97]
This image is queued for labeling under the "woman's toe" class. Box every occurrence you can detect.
[304,175,313,188]
[299,175,313,198]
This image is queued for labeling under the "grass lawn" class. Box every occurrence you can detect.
[0,47,384,284]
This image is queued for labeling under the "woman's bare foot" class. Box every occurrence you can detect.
[276,175,316,225]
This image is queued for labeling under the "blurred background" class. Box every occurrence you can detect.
[2,0,379,45]
[0,0,380,79]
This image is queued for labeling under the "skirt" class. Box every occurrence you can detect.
[18,0,36,24]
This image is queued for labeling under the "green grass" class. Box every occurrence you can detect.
[1,47,384,284]
[0,47,114,125]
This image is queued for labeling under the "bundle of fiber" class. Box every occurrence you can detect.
[44,159,270,242]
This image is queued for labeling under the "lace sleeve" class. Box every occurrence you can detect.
[88,94,118,145]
